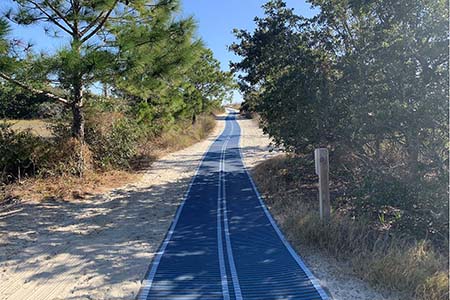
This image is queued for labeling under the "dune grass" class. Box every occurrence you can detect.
[158,114,217,152]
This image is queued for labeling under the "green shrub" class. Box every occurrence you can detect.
[36,101,65,119]
[50,106,143,171]
[0,83,51,119]
[0,122,48,182]
[348,164,449,249]
[84,112,141,170]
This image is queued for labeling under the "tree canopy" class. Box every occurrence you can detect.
[231,0,448,244]
[0,0,235,174]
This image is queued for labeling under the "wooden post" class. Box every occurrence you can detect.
[315,148,330,221]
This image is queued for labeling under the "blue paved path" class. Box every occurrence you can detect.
[138,113,329,300]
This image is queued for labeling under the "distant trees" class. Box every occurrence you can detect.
[231,0,448,243]
[183,49,234,124]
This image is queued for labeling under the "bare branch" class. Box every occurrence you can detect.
[80,0,119,43]
[43,0,76,32]
[0,72,70,106]
[79,12,105,36]
[27,0,73,35]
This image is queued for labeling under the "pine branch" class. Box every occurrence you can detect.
[80,0,119,43]
[27,0,73,35]
[43,0,76,32]
[79,11,106,36]
[0,72,70,106]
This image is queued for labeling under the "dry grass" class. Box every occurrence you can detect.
[3,170,139,203]
[252,155,449,300]
[131,113,216,170]
[161,115,215,150]
[5,119,52,138]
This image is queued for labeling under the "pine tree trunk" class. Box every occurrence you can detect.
[405,128,420,205]
[406,132,420,180]
[71,84,85,141]
[71,77,86,177]
[71,102,85,141]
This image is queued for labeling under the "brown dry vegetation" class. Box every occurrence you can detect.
[3,170,139,203]
[252,155,449,300]
[5,119,52,138]
[157,115,216,151]
[130,114,216,170]
[225,103,241,110]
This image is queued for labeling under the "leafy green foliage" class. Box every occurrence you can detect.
[85,115,141,170]
[231,0,448,247]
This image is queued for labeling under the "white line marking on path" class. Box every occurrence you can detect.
[236,119,330,300]
[138,117,228,300]
[217,122,231,300]
[221,116,243,300]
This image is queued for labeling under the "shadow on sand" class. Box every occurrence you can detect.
[0,144,271,300]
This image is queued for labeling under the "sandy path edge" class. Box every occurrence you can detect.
[0,116,226,300]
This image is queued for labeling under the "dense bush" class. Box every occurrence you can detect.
[0,83,53,119]
[0,108,217,185]
[0,123,47,182]
[0,121,93,179]
[51,108,142,171]
[85,113,142,170]
[36,101,65,119]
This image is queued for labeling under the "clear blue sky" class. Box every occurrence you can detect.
[181,0,317,102]
[181,0,316,71]
[1,0,317,102]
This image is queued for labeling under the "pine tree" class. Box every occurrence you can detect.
[0,0,186,173]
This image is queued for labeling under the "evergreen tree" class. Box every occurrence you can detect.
[113,5,234,128]
[112,0,202,128]
[183,49,234,124]
[0,0,215,173]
